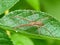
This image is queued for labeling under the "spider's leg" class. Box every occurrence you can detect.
[42,26,55,38]
[35,26,41,35]
[13,23,33,29]
[14,15,34,22]
[37,17,49,22]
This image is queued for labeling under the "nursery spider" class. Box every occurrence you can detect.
[13,15,54,37]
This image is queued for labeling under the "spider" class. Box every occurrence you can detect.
[13,15,54,37]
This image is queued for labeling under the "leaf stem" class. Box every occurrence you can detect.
[5,10,9,15]
[5,10,10,36]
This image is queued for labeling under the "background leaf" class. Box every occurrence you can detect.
[0,0,19,15]
[11,32,34,45]
[26,0,40,11]
[0,28,13,45]
[41,0,60,22]
[32,39,47,45]
[10,0,33,11]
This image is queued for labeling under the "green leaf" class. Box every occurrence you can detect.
[26,0,40,11]
[11,32,34,45]
[0,28,13,45]
[10,0,34,11]
[32,39,47,45]
[0,10,60,40]
[0,0,19,15]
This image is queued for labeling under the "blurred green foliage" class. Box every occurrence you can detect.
[11,33,34,45]
[0,0,60,45]
[41,0,60,22]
